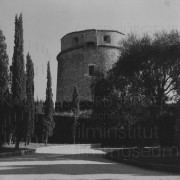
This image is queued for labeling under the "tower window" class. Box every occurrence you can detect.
[103,35,111,43]
[88,65,95,76]
[72,37,78,45]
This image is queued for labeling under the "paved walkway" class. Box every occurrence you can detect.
[0,144,179,180]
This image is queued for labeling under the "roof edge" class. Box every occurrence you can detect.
[61,29,125,40]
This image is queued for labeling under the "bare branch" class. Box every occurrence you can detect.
[164,79,175,92]
[164,87,175,95]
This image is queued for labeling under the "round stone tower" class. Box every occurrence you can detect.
[56,29,124,103]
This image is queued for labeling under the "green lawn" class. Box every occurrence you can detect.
[107,147,180,165]
[0,143,60,154]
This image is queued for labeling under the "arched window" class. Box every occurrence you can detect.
[103,35,111,43]
[72,37,78,45]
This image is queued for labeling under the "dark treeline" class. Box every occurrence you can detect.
[0,28,10,148]
[0,13,55,149]
[90,31,180,147]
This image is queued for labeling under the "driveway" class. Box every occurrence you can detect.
[0,144,179,180]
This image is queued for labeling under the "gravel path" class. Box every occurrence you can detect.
[0,144,179,180]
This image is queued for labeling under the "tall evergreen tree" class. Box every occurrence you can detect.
[12,13,25,102]
[71,86,79,144]
[43,61,55,145]
[24,53,34,145]
[0,29,9,147]
[0,29,9,96]
[72,86,79,115]
[11,13,26,149]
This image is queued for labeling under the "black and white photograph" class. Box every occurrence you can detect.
[0,0,180,179]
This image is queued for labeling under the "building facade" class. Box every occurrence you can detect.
[56,29,124,103]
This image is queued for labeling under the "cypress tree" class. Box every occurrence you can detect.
[24,53,34,145]
[11,13,26,149]
[72,86,79,115]
[12,13,25,102]
[71,86,79,144]
[43,61,55,145]
[0,29,9,147]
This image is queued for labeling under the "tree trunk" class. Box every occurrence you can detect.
[15,138,20,149]
[73,123,76,144]
[45,136,48,146]
[8,133,12,145]
[155,92,165,116]
[73,116,77,144]
[27,137,30,145]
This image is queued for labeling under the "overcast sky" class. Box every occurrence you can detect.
[0,0,180,101]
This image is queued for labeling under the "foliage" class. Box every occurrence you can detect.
[12,13,26,103]
[35,100,44,113]
[71,86,79,144]
[43,61,55,145]
[0,29,9,96]
[11,13,26,149]
[0,29,9,147]
[90,72,114,127]
[24,53,35,145]
[109,31,180,146]
[71,86,79,115]
[157,105,178,146]
[91,30,180,147]
[111,31,180,108]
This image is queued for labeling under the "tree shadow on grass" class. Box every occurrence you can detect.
[0,152,178,176]
[0,147,28,153]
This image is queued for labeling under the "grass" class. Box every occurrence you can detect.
[0,142,60,154]
[107,147,180,165]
